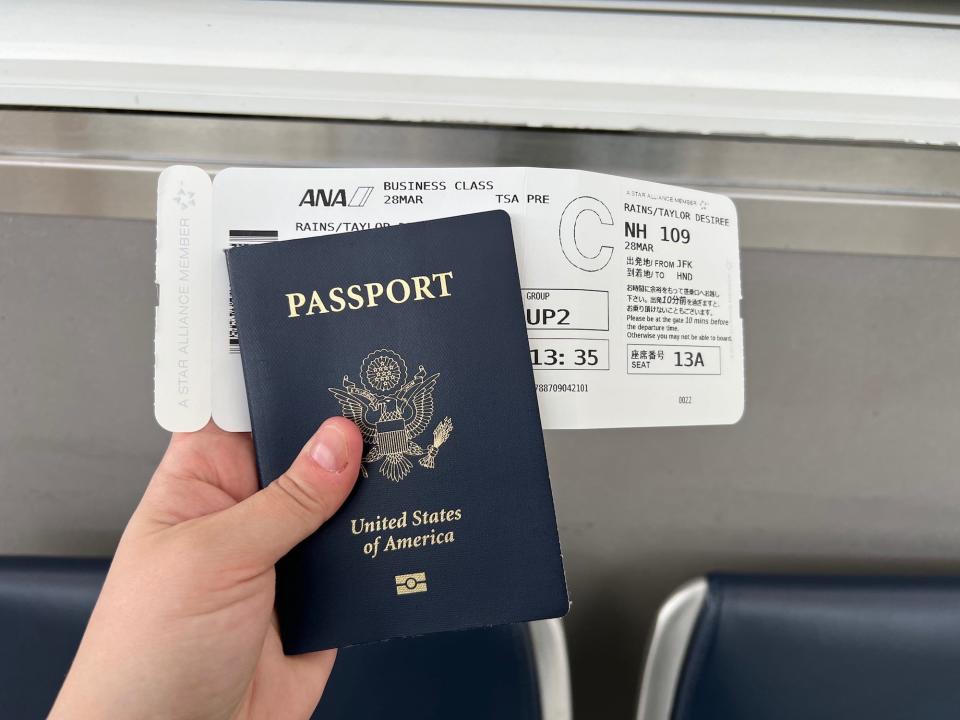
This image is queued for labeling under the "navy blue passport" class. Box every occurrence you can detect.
[225,211,568,653]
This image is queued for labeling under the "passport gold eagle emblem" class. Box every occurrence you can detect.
[330,349,454,482]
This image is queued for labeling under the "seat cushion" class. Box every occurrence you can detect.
[0,556,110,719]
[0,556,542,720]
[673,574,960,720]
[315,623,541,719]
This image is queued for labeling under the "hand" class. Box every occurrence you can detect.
[50,417,363,720]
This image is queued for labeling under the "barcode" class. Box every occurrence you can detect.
[228,230,279,353]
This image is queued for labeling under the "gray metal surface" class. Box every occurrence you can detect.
[2,110,960,717]
[530,619,574,720]
[407,1,960,27]
[1,109,958,258]
[636,579,707,720]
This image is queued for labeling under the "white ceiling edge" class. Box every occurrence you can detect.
[1,0,958,145]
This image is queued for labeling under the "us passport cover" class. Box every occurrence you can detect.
[225,210,569,653]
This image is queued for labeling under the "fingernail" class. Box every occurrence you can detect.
[310,422,349,473]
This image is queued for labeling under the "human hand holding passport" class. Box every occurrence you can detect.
[226,210,569,653]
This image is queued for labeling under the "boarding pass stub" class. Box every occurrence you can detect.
[155,166,743,431]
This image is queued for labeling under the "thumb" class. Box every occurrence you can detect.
[207,417,364,569]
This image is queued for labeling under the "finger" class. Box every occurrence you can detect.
[165,420,254,469]
[158,421,258,497]
[247,620,338,719]
[203,417,363,569]
[170,418,238,445]
[284,649,338,714]
[135,423,258,529]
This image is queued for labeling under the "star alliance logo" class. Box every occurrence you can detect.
[330,349,453,483]
[173,183,196,210]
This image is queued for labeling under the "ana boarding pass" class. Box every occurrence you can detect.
[155,166,744,432]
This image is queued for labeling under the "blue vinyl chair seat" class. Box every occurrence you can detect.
[666,574,960,720]
[0,556,545,720]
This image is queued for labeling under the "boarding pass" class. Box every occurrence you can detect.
[155,166,743,431]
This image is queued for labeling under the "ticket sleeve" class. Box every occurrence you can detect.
[154,166,212,432]
[155,166,743,431]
